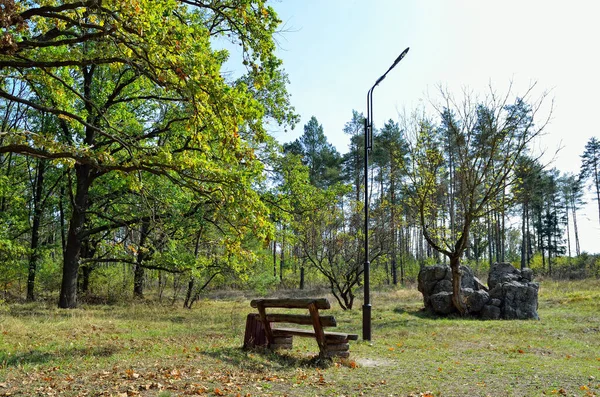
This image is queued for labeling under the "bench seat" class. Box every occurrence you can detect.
[273,327,359,341]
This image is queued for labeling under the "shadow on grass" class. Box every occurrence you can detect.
[0,350,54,367]
[393,306,438,318]
[204,346,332,370]
[0,345,118,368]
[394,306,494,322]
[8,305,77,318]
[394,306,471,321]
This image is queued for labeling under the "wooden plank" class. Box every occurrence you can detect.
[265,314,337,327]
[325,338,349,345]
[250,298,330,310]
[273,327,352,342]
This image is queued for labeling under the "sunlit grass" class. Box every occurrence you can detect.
[0,280,598,396]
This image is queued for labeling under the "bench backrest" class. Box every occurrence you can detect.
[250,298,332,352]
[250,298,330,310]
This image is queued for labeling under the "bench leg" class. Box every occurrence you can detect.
[243,313,268,349]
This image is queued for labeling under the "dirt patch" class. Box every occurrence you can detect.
[355,358,395,367]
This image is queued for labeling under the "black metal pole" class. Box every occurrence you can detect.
[362,47,409,342]
[363,96,372,341]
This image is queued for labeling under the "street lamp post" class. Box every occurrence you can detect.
[363,47,409,341]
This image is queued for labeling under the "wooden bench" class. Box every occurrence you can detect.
[244,298,358,358]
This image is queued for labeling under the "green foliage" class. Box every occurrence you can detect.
[247,271,279,296]
[32,250,63,298]
[529,252,600,279]
[0,0,298,306]
[283,116,342,188]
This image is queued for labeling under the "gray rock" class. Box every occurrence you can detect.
[460,265,476,290]
[433,265,448,281]
[500,281,539,320]
[488,262,521,289]
[488,285,503,300]
[490,299,502,307]
[417,268,437,309]
[474,276,489,292]
[430,292,455,315]
[463,288,490,313]
[418,266,441,294]
[420,280,438,297]
[481,304,501,320]
[433,279,453,294]
[521,268,533,282]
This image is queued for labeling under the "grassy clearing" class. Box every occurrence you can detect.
[0,280,599,397]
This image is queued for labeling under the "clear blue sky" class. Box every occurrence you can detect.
[233,1,600,253]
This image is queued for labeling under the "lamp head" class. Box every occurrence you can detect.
[392,47,410,68]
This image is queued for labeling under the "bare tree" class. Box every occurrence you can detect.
[405,83,551,315]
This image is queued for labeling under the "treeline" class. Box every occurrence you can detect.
[1,2,599,309]
[270,91,600,310]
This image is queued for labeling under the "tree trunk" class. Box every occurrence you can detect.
[134,219,150,299]
[487,211,493,267]
[58,164,92,308]
[27,159,46,301]
[59,63,97,309]
[500,203,506,263]
[299,265,305,290]
[78,237,96,294]
[525,204,533,266]
[390,174,398,285]
[272,239,277,278]
[184,277,194,308]
[572,196,580,256]
[565,199,571,259]
[280,226,285,282]
[495,211,501,263]
[0,152,12,213]
[594,158,600,225]
[520,201,527,270]
[449,255,467,315]
[81,265,92,293]
[59,185,67,256]
[158,271,165,302]
[546,201,553,275]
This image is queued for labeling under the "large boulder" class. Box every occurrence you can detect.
[480,304,501,320]
[463,288,490,313]
[489,280,539,320]
[417,262,539,320]
[488,262,521,289]
[418,265,479,314]
[429,291,455,315]
[418,265,448,296]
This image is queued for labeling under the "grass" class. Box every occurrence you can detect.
[0,280,598,396]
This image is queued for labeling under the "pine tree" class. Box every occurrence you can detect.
[580,137,600,225]
[290,116,342,189]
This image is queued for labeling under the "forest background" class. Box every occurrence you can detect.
[1,0,600,311]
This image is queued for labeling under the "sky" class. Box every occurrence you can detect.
[233,1,600,253]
